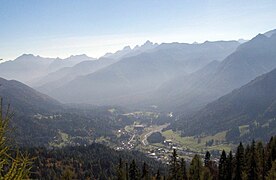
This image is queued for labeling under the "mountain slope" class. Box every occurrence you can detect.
[33,57,116,93]
[0,77,61,114]
[171,67,276,141]
[0,54,54,84]
[153,40,239,73]
[46,40,239,105]
[33,41,158,92]
[0,77,137,147]
[46,54,96,73]
[49,51,186,105]
[154,31,276,112]
[264,28,276,37]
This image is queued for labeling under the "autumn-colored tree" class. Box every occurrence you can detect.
[0,98,32,179]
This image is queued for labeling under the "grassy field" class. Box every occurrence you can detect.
[162,130,234,153]
[49,130,70,147]
[239,125,250,136]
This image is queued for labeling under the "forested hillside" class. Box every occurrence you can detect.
[170,67,276,143]
[0,78,138,146]
[28,143,166,179]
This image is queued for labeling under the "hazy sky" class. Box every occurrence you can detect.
[1,0,276,60]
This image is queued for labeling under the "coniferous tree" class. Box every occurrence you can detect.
[125,163,129,180]
[234,142,245,180]
[266,160,276,180]
[226,151,233,180]
[204,151,211,167]
[248,140,259,180]
[61,167,75,180]
[256,142,265,180]
[271,137,276,161]
[141,162,150,180]
[180,158,188,180]
[244,144,251,175]
[169,149,179,179]
[117,158,125,180]
[219,150,227,180]
[265,137,273,176]
[156,169,161,180]
[129,160,139,180]
[189,154,203,180]
[202,167,213,180]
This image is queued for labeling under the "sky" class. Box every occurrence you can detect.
[1,0,276,60]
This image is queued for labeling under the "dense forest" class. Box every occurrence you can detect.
[115,136,276,180]
[27,144,166,179]
[24,136,276,179]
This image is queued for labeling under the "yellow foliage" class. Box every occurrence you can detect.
[0,98,32,179]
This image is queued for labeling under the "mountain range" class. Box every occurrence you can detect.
[103,40,158,59]
[1,29,276,144]
[43,40,239,105]
[0,54,95,85]
[28,41,159,92]
[149,31,276,112]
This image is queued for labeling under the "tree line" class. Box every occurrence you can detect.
[116,136,276,180]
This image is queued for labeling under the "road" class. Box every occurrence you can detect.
[128,134,135,144]
[141,123,169,146]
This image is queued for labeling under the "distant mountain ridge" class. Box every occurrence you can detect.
[103,40,158,59]
[45,40,239,105]
[31,41,159,92]
[0,54,95,85]
[47,54,96,73]
[2,30,276,115]
[32,57,116,93]
[151,30,276,112]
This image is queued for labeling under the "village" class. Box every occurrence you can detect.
[114,122,221,164]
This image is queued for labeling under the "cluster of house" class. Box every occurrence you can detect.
[33,113,62,120]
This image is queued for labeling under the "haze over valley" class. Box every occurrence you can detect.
[1,1,276,179]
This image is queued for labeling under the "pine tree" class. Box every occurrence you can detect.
[180,158,188,180]
[125,162,129,180]
[201,167,213,180]
[265,137,273,176]
[141,162,150,180]
[0,98,32,179]
[247,140,259,180]
[61,167,75,180]
[266,160,276,180]
[117,158,125,180]
[271,137,276,161]
[256,142,265,180]
[189,154,203,180]
[234,142,245,180]
[169,149,179,179]
[204,151,211,167]
[129,160,139,180]
[226,151,233,180]
[219,150,227,180]
[156,169,161,180]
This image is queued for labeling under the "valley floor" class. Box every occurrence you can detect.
[96,113,236,163]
